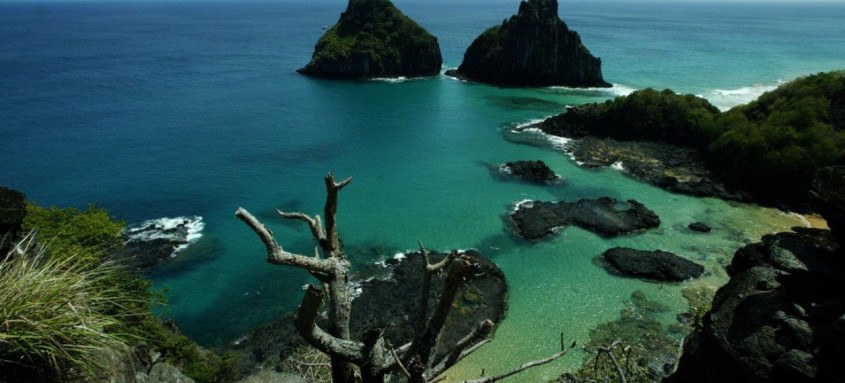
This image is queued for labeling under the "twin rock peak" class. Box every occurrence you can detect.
[298,0,610,88]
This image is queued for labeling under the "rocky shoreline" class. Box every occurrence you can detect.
[227,249,507,375]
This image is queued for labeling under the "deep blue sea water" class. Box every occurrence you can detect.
[2,0,845,380]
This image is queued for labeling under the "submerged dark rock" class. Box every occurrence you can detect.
[227,249,507,373]
[601,247,705,282]
[501,160,558,183]
[446,0,609,87]
[688,222,712,233]
[511,197,660,240]
[298,0,442,79]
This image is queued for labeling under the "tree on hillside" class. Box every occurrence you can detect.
[236,173,574,383]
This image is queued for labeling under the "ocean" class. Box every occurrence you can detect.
[2,0,844,380]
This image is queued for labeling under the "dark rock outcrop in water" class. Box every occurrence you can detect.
[668,166,845,383]
[688,222,712,233]
[227,249,507,374]
[445,0,609,87]
[298,0,442,79]
[121,217,204,269]
[501,160,558,183]
[511,197,660,240]
[601,247,705,282]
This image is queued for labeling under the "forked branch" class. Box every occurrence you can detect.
[235,208,334,274]
[293,285,365,363]
[460,335,577,383]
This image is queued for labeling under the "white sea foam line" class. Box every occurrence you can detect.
[125,216,205,255]
[546,83,636,97]
[611,161,625,171]
[698,80,784,111]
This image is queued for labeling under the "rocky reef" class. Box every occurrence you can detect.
[500,160,559,183]
[600,247,705,282]
[510,197,660,240]
[667,166,845,383]
[446,0,609,87]
[298,0,442,79]
[228,249,507,374]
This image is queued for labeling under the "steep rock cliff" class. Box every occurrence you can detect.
[298,0,442,79]
[446,0,609,87]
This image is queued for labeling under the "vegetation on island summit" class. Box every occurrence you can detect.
[298,0,442,79]
[542,70,845,205]
[1,203,236,383]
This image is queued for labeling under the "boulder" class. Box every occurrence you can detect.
[510,197,660,240]
[0,186,26,253]
[298,0,442,79]
[667,228,845,383]
[688,222,712,233]
[501,160,558,183]
[601,247,705,282]
[446,0,609,87]
[146,362,195,383]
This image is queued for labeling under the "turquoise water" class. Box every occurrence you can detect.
[2,0,844,380]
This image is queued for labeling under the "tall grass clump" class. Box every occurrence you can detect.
[0,235,140,382]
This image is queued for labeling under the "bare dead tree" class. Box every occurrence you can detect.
[236,173,574,383]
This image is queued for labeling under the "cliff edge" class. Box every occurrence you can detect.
[298,0,442,79]
[446,0,609,87]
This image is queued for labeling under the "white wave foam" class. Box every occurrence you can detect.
[611,161,625,171]
[512,199,535,213]
[370,76,409,83]
[547,83,636,97]
[125,216,204,256]
[699,80,784,111]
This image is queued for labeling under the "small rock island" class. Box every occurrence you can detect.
[446,0,610,87]
[298,0,443,79]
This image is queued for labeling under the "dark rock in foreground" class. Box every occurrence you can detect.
[501,160,558,183]
[0,186,26,253]
[298,0,442,79]
[601,247,704,282]
[227,249,507,373]
[811,166,845,245]
[446,0,609,87]
[668,228,845,383]
[511,197,660,240]
[688,222,712,233]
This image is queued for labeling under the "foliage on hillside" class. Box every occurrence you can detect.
[6,203,237,383]
[709,71,845,200]
[544,70,845,204]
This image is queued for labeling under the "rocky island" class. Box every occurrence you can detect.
[511,197,660,240]
[298,0,442,79]
[445,0,610,87]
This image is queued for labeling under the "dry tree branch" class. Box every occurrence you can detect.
[235,208,335,274]
[459,335,577,383]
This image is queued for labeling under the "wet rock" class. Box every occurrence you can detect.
[121,217,204,269]
[501,160,558,183]
[601,247,705,282]
[688,222,712,233]
[446,0,608,87]
[510,197,660,240]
